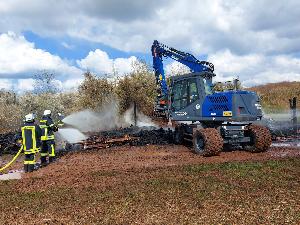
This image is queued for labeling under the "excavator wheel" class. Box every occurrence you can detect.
[246,125,272,153]
[174,126,184,144]
[193,128,223,157]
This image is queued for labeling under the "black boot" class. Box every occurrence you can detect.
[49,156,56,163]
[28,164,34,172]
[24,164,28,173]
[40,156,48,167]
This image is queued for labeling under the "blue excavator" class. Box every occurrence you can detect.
[151,40,272,156]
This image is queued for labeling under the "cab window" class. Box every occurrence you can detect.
[172,80,188,110]
[171,78,199,111]
[188,79,199,104]
[203,78,213,95]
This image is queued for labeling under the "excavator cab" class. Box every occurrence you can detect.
[168,72,214,121]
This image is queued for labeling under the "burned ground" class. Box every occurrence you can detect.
[0,144,300,224]
[1,126,300,224]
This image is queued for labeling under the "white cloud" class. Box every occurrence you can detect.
[0,0,299,55]
[1,0,300,91]
[0,32,142,92]
[208,50,300,87]
[1,77,84,93]
[0,32,87,92]
[62,78,84,91]
[114,56,138,75]
[77,49,137,76]
[0,78,34,93]
[0,79,13,90]
[16,79,35,92]
[165,61,190,77]
[0,32,82,79]
[164,50,300,87]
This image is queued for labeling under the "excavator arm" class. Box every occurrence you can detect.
[151,40,215,116]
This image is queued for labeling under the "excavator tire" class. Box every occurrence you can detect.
[174,125,184,144]
[247,125,272,153]
[193,128,223,157]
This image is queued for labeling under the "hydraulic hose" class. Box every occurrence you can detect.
[0,146,23,173]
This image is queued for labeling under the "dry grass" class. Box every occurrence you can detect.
[248,81,300,113]
[0,157,299,224]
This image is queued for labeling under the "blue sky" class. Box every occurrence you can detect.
[23,31,150,62]
[0,0,300,92]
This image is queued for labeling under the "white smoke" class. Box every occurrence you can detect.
[60,103,157,143]
[57,128,87,144]
[122,105,157,128]
[62,103,120,132]
[265,111,292,121]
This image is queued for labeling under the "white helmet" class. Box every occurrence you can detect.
[25,113,35,122]
[43,110,52,116]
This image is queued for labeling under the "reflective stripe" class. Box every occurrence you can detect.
[41,136,47,141]
[41,127,48,140]
[22,126,37,151]
[48,135,55,140]
[35,147,40,153]
[40,119,49,140]
[21,127,26,151]
[40,119,55,140]
[40,152,48,157]
[24,150,35,154]
[32,126,36,148]
[24,155,36,164]
[49,144,55,157]
[24,160,35,165]
[41,135,55,141]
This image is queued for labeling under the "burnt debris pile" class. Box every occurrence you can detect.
[131,128,173,145]
[270,125,299,140]
[0,132,20,155]
[83,126,173,150]
[265,120,300,141]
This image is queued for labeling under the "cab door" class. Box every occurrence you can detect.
[170,79,188,112]
[188,78,201,117]
[170,77,202,120]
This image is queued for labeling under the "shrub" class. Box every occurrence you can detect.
[115,61,156,116]
[77,72,115,111]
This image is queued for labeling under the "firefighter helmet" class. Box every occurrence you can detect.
[43,110,52,116]
[25,113,35,122]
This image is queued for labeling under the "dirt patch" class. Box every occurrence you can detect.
[0,149,299,224]
[12,144,300,192]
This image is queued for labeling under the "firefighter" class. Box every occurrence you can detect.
[40,110,58,166]
[57,113,65,128]
[21,113,42,173]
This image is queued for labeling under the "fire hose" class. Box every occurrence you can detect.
[0,146,23,173]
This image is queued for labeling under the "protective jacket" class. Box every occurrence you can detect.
[21,122,42,154]
[40,115,57,141]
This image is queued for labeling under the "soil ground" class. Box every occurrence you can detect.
[0,145,300,224]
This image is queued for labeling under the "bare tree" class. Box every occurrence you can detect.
[33,70,61,94]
